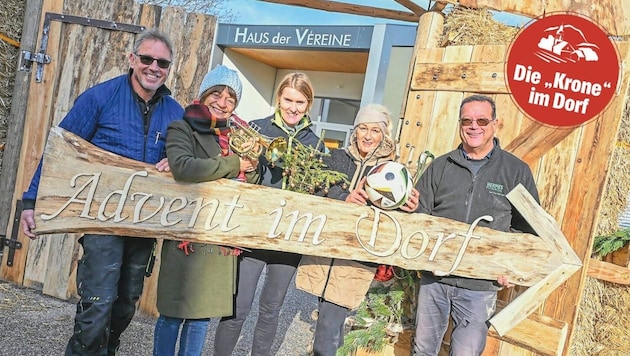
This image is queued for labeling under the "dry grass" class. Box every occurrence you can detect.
[571,278,630,355]
[441,6,520,46]
[0,0,24,174]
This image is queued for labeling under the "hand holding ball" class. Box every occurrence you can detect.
[364,161,413,210]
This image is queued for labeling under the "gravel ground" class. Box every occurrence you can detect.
[0,272,317,356]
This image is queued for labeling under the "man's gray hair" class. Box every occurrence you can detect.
[133,28,174,60]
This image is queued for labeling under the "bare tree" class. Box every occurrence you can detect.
[138,0,237,22]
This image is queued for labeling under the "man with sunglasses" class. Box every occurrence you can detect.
[412,94,539,355]
[19,29,183,356]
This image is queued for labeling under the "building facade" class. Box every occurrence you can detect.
[212,23,417,148]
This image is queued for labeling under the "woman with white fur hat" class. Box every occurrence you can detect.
[295,104,419,356]
[152,65,260,356]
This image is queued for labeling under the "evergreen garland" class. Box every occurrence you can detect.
[592,227,630,257]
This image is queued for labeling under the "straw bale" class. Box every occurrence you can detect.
[441,6,520,46]
[571,277,630,355]
[594,81,630,238]
[0,0,24,175]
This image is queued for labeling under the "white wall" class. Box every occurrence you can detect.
[222,52,365,122]
[275,69,365,103]
[222,49,276,122]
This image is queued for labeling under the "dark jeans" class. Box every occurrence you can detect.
[313,299,348,356]
[214,251,300,356]
[65,234,154,356]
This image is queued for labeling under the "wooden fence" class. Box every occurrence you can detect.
[0,0,215,313]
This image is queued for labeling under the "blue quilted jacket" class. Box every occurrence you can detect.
[22,73,183,208]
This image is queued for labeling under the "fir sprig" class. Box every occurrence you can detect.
[280,139,348,194]
[592,227,630,257]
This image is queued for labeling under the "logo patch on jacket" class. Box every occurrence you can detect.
[486,182,505,196]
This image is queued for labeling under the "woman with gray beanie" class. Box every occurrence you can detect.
[152,65,260,356]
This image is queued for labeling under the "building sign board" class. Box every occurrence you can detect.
[216,24,373,49]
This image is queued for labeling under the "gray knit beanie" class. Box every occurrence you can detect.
[353,104,391,130]
[198,65,243,105]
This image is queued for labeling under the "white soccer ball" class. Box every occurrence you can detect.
[364,161,413,210]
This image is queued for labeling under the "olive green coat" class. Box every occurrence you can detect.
[156,119,260,319]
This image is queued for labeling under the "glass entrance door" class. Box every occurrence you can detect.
[310,98,359,150]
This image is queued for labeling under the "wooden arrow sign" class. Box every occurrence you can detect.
[34,127,582,335]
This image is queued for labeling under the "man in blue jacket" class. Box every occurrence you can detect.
[19,29,184,356]
[413,94,539,356]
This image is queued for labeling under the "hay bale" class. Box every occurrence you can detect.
[571,277,630,355]
[0,0,25,174]
[441,6,520,46]
[595,81,630,238]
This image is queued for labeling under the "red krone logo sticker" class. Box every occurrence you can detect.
[506,13,620,127]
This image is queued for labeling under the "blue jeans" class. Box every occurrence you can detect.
[413,280,497,356]
[214,251,300,356]
[65,234,154,356]
[153,315,210,356]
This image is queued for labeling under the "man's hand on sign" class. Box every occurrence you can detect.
[20,209,37,239]
[497,275,514,289]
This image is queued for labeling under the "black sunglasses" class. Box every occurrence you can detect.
[459,118,495,126]
[135,53,171,69]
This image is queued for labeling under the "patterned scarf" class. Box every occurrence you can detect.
[177,101,248,255]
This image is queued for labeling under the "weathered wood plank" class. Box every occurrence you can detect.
[0,0,45,245]
[1,0,64,285]
[162,7,215,106]
[35,127,564,289]
[587,258,630,285]
[488,300,568,356]
[424,46,473,157]
[411,62,507,93]
[398,12,444,172]
[41,233,81,299]
[504,122,578,166]
[534,127,581,227]
[543,40,630,351]
[258,0,420,23]
[139,239,162,318]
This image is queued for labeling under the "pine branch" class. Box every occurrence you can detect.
[593,227,630,257]
[280,140,348,194]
